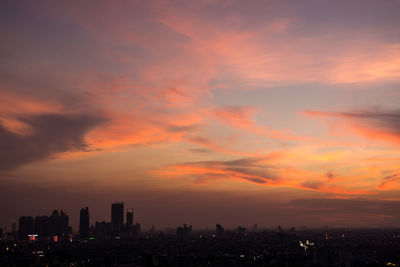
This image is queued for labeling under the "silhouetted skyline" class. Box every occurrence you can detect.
[1,204,399,266]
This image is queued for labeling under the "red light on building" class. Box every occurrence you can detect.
[53,236,58,242]
[28,234,38,241]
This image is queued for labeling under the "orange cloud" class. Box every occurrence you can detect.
[151,1,400,86]
[152,154,375,196]
[304,109,400,145]
[0,92,64,135]
[378,174,400,190]
[209,106,306,141]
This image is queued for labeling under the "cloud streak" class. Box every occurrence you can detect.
[153,153,375,195]
[152,154,282,185]
[305,109,400,145]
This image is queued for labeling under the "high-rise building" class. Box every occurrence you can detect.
[216,224,224,235]
[18,216,34,240]
[177,224,192,239]
[111,202,124,233]
[11,221,17,234]
[50,210,69,236]
[34,216,49,238]
[126,209,133,226]
[79,207,89,238]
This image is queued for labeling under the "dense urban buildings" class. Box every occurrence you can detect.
[0,202,399,266]
[16,210,70,242]
[9,202,140,243]
[1,219,400,266]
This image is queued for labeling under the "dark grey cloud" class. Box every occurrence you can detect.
[379,173,400,189]
[176,155,280,184]
[340,110,400,134]
[242,177,267,184]
[326,171,335,180]
[301,181,322,190]
[307,109,400,138]
[0,113,104,172]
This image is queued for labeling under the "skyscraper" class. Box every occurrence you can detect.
[18,216,34,240]
[126,209,133,226]
[79,207,89,238]
[216,224,224,235]
[111,202,124,233]
[34,216,49,238]
[49,210,69,236]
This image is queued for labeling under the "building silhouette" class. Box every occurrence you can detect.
[111,202,124,233]
[95,221,111,240]
[18,210,70,240]
[49,210,69,236]
[216,224,224,235]
[177,224,192,239]
[18,216,34,240]
[126,209,133,226]
[34,216,49,238]
[11,221,17,234]
[79,207,89,238]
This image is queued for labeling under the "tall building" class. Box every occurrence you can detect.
[34,216,49,238]
[111,202,124,233]
[177,224,192,239]
[126,209,134,226]
[79,207,90,238]
[50,210,69,236]
[11,221,17,234]
[18,216,34,240]
[216,224,224,235]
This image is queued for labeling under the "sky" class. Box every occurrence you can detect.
[1,0,400,231]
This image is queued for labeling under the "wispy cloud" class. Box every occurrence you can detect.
[152,154,282,185]
[152,153,375,195]
[379,173,400,190]
[305,109,400,145]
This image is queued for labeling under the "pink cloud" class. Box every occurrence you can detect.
[304,109,400,145]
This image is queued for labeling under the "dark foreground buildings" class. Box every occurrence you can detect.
[2,225,400,266]
[13,202,140,242]
[2,203,399,266]
[17,210,69,241]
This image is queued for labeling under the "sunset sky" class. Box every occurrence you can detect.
[1,0,400,230]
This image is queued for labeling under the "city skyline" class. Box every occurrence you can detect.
[1,0,400,229]
[3,198,400,233]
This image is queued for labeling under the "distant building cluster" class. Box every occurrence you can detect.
[3,202,140,242]
[18,210,69,241]
[95,202,141,240]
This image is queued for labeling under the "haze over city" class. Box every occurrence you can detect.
[1,0,400,231]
